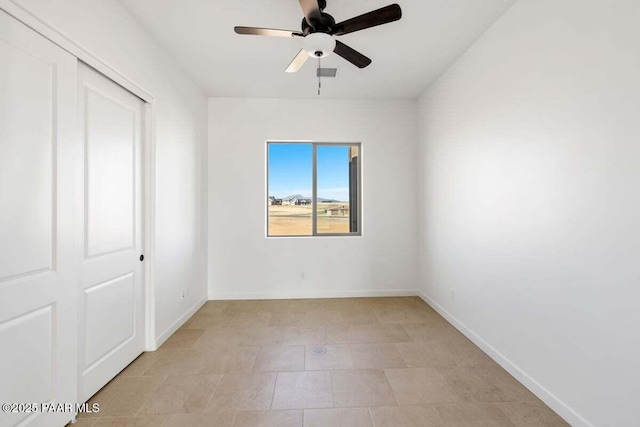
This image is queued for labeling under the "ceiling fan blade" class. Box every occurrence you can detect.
[331,4,402,36]
[299,0,321,26]
[333,40,371,68]
[234,26,303,37]
[285,49,310,73]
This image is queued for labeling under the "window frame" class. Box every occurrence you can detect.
[266,141,362,238]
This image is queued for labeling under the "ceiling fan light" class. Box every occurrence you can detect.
[303,32,336,58]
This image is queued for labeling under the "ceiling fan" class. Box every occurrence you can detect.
[234,0,402,73]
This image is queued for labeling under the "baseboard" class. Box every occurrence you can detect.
[418,291,592,427]
[208,289,418,300]
[150,298,207,350]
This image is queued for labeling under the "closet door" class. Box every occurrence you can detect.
[78,63,145,403]
[0,9,80,427]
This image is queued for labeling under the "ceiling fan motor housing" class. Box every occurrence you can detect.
[301,12,336,35]
[303,32,336,58]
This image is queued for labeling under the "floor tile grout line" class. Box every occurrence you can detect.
[131,374,170,417]
[381,368,400,407]
[328,369,336,409]
[367,406,376,427]
[269,372,279,410]
[201,373,224,414]
[227,311,240,329]
[427,403,449,425]
[347,344,356,371]
[434,365,473,403]
[249,345,262,373]
[488,401,524,427]
[229,410,238,426]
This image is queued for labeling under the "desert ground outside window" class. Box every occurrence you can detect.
[267,142,361,237]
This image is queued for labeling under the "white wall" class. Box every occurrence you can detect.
[209,98,418,299]
[5,0,209,345]
[417,0,640,426]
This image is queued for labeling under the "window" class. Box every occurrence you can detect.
[267,142,361,237]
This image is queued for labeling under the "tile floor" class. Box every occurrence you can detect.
[74,297,569,426]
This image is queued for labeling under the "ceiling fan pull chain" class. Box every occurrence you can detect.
[318,56,322,95]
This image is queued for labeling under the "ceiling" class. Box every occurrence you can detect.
[119,0,516,99]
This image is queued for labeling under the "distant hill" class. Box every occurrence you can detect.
[281,194,345,203]
[282,194,307,201]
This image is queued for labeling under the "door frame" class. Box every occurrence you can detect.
[0,1,157,351]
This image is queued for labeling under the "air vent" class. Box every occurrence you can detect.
[316,68,337,78]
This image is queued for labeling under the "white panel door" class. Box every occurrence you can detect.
[78,63,145,402]
[0,9,80,427]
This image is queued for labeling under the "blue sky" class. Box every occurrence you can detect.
[268,143,350,201]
